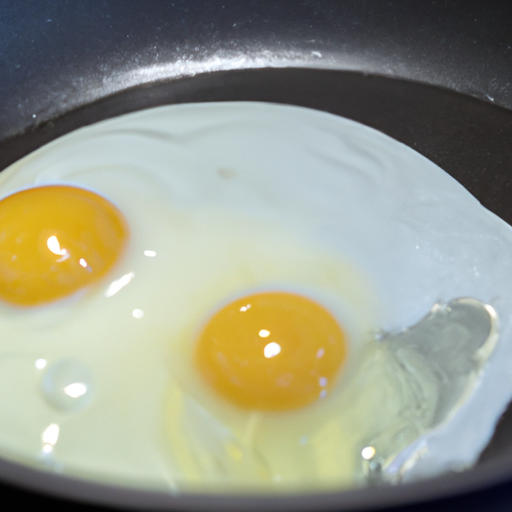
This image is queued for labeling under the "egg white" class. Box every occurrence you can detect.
[0,102,510,490]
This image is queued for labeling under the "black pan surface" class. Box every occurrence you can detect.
[1,2,512,511]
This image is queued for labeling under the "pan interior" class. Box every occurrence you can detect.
[0,68,512,510]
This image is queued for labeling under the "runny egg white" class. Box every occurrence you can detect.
[0,102,510,492]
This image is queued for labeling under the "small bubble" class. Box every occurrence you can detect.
[361,445,386,484]
[132,308,144,319]
[41,359,93,412]
[374,330,387,342]
[35,358,47,369]
[361,446,376,460]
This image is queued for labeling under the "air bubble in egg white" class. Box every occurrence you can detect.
[41,359,93,412]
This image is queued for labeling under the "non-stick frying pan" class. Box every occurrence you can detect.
[1,2,512,511]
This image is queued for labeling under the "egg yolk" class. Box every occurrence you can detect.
[0,185,128,306]
[195,291,347,411]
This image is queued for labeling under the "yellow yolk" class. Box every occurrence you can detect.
[195,292,347,411]
[0,185,128,306]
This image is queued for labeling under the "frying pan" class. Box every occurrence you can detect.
[1,1,512,511]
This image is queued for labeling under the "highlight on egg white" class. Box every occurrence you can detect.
[0,102,510,492]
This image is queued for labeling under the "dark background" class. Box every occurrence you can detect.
[1,1,512,511]
[2,0,512,142]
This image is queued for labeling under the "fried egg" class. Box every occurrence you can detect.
[0,102,510,492]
